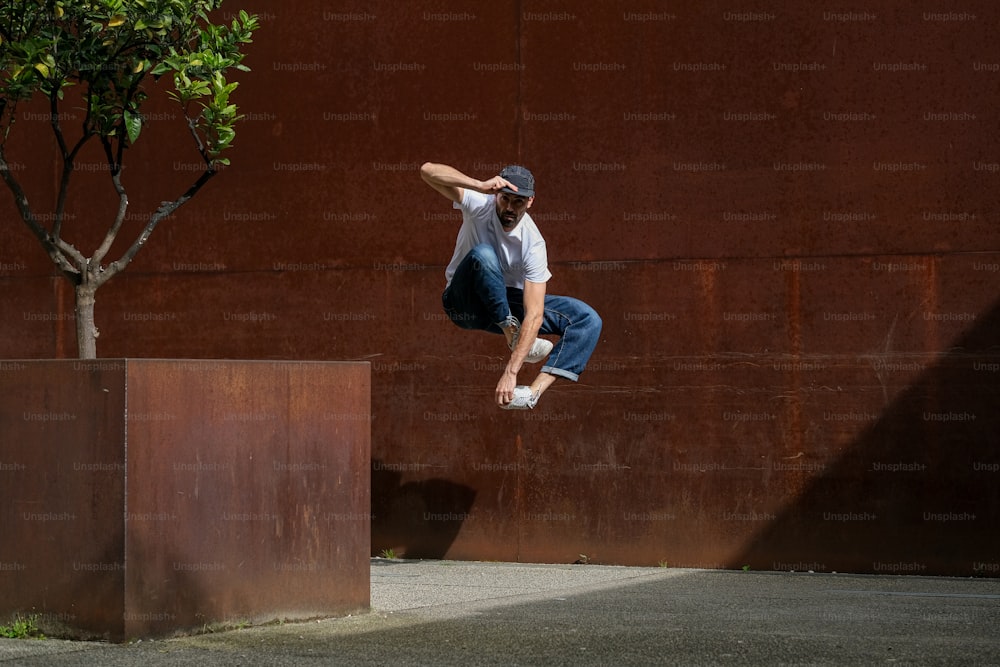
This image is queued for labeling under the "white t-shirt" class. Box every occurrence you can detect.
[444,189,552,289]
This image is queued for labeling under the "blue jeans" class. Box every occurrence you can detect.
[442,244,602,382]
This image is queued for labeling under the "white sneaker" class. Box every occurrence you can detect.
[501,385,540,410]
[508,319,553,363]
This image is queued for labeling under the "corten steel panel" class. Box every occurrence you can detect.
[796,257,935,357]
[0,276,75,358]
[0,360,370,639]
[734,349,1000,576]
[1,0,1000,576]
[0,361,128,638]
[518,3,1000,262]
[0,216,52,277]
[123,359,371,637]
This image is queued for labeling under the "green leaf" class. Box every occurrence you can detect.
[2,0,260,179]
[124,108,142,144]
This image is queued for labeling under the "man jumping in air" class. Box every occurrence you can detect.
[420,162,602,409]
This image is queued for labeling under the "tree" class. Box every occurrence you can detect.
[0,0,259,358]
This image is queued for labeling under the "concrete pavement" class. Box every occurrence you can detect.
[2,559,999,665]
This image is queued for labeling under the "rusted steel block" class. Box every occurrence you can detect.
[0,359,370,640]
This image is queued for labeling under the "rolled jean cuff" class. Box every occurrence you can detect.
[541,365,579,382]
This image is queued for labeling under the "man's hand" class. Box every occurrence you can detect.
[479,174,517,195]
[497,280,546,407]
[495,369,518,407]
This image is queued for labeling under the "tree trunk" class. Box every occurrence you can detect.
[75,284,98,359]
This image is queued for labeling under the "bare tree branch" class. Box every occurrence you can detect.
[91,134,129,267]
[0,143,82,281]
[45,73,98,239]
[183,107,216,166]
[49,88,70,158]
[97,167,216,288]
[54,236,88,273]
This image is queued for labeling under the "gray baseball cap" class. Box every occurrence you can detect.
[499,165,535,197]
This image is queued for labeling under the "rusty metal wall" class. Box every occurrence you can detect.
[0,360,370,639]
[2,2,999,575]
[0,361,128,636]
[121,359,371,637]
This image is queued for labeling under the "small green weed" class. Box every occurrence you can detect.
[378,548,397,560]
[0,615,45,639]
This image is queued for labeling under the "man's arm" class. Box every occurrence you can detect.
[420,162,521,204]
[496,279,546,406]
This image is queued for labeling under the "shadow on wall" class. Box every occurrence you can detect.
[734,298,1000,576]
[371,459,477,559]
